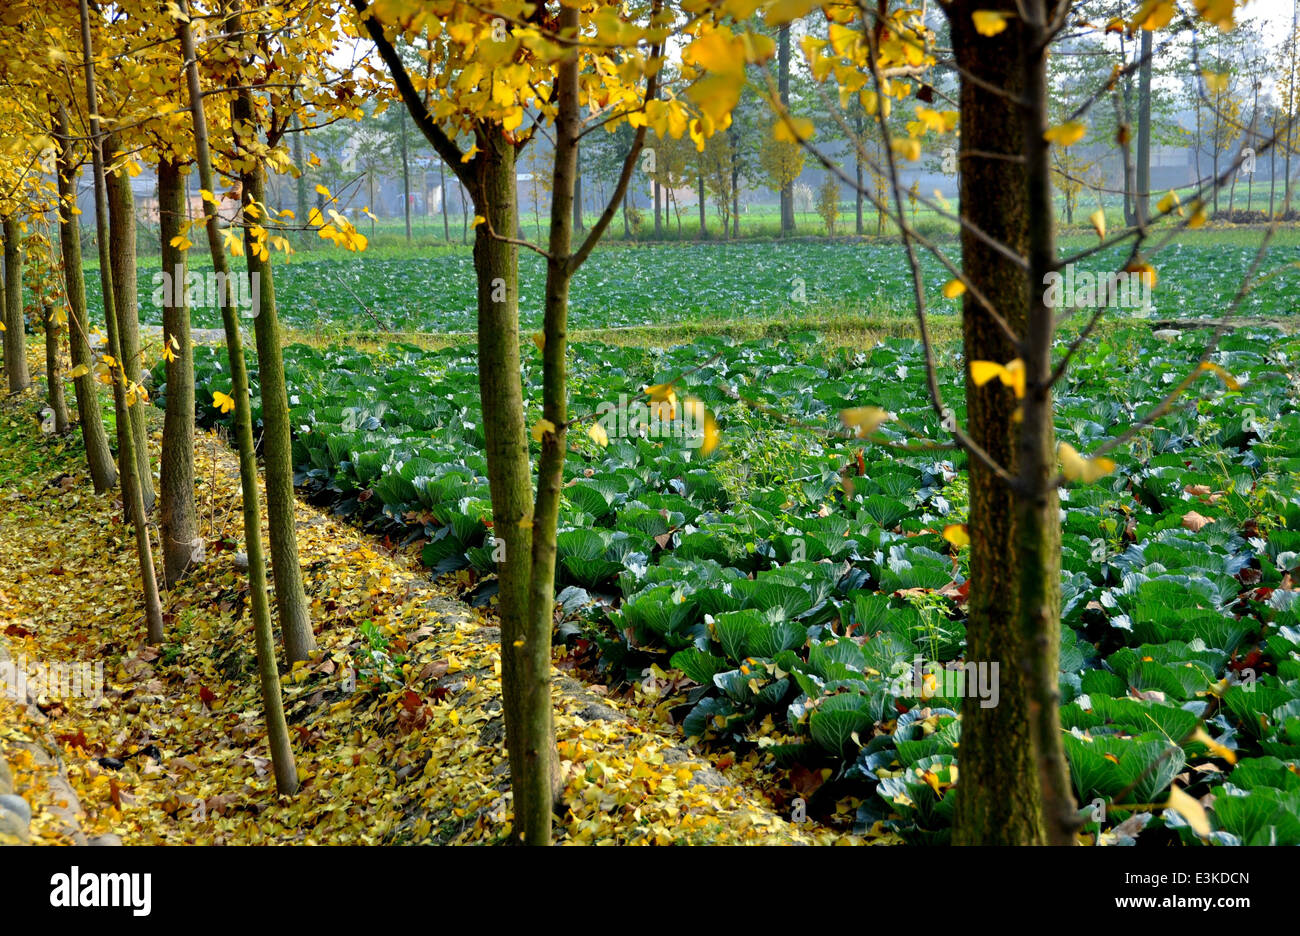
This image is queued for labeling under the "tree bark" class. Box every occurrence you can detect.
[233,87,317,664]
[1135,29,1152,226]
[54,102,116,492]
[105,138,154,513]
[947,0,1046,846]
[471,131,541,840]
[778,23,794,236]
[41,298,71,432]
[157,157,198,588]
[179,1,298,794]
[400,110,412,243]
[2,217,30,392]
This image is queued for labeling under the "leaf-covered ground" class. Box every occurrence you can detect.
[0,369,871,845]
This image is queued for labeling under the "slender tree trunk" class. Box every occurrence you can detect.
[292,114,307,244]
[42,299,70,432]
[401,111,412,243]
[441,161,450,242]
[855,113,865,235]
[1135,30,1152,226]
[698,172,707,236]
[573,161,584,232]
[947,0,1047,846]
[2,218,30,392]
[79,0,164,645]
[54,102,116,492]
[178,2,298,794]
[233,88,316,663]
[105,139,154,513]
[778,23,794,236]
[470,131,539,840]
[1018,0,1076,847]
[157,157,198,588]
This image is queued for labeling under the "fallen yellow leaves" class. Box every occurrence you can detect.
[0,374,861,846]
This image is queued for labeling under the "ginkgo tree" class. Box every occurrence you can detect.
[350,0,746,844]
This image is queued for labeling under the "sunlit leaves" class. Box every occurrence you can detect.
[1088,209,1106,239]
[212,390,236,414]
[838,406,890,438]
[1195,361,1239,390]
[1166,785,1211,837]
[1058,442,1116,484]
[972,10,1012,36]
[1044,121,1087,147]
[970,359,1025,399]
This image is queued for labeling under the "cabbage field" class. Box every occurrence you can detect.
[157,298,1300,845]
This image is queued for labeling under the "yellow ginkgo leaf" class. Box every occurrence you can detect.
[644,382,677,403]
[701,408,720,456]
[1191,726,1237,764]
[1123,261,1157,290]
[1188,202,1208,228]
[587,421,609,447]
[314,183,331,198]
[1044,121,1087,147]
[472,215,486,228]
[773,116,814,144]
[1131,0,1176,30]
[839,406,890,438]
[66,363,89,379]
[1202,71,1229,96]
[1088,209,1106,239]
[212,390,236,414]
[891,137,921,161]
[531,418,556,443]
[531,332,545,352]
[1196,361,1239,390]
[1156,190,1182,216]
[972,10,1012,36]
[942,278,966,299]
[1059,442,1116,483]
[942,524,970,547]
[1166,785,1212,837]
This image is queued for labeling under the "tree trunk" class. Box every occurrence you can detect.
[234,89,317,664]
[2,217,30,392]
[105,140,154,513]
[1135,30,1152,226]
[157,156,198,588]
[178,1,297,795]
[54,102,116,492]
[471,131,541,840]
[778,24,794,236]
[947,0,1048,846]
[42,299,70,433]
[441,161,450,242]
[401,111,412,243]
[293,114,308,244]
[1017,0,1076,846]
[573,162,584,232]
[855,113,865,235]
[79,0,164,646]
[698,172,707,236]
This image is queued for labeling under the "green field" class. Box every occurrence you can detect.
[146,230,1300,844]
